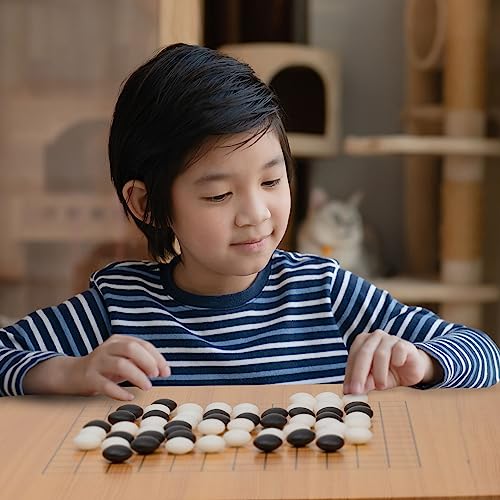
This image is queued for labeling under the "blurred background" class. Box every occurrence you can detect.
[0,0,499,344]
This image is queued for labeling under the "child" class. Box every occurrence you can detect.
[0,44,499,401]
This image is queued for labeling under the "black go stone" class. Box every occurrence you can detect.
[316,411,343,423]
[166,428,197,443]
[316,406,343,419]
[107,410,137,424]
[164,420,192,431]
[345,405,374,418]
[260,413,287,429]
[316,434,345,452]
[116,404,144,419]
[344,401,371,412]
[288,407,315,418]
[107,431,134,443]
[253,434,283,453]
[143,409,170,421]
[131,436,161,455]
[261,407,288,419]
[203,408,230,419]
[152,398,177,412]
[102,445,133,463]
[235,412,260,426]
[83,419,111,433]
[286,428,316,447]
[138,430,165,443]
[202,412,230,425]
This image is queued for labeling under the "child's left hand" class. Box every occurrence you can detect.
[343,330,443,394]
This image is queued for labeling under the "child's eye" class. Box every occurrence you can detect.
[204,192,231,202]
[262,178,281,187]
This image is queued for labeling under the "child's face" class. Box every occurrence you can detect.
[170,129,291,294]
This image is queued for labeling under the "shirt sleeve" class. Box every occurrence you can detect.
[330,265,500,389]
[0,285,111,397]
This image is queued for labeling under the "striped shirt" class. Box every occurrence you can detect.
[1,250,499,396]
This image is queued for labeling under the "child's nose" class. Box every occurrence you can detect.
[234,195,271,227]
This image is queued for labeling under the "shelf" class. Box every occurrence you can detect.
[344,134,500,157]
[372,277,499,304]
[402,106,500,127]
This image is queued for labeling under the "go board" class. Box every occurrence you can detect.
[0,384,499,500]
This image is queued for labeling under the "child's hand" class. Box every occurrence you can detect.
[74,334,170,401]
[343,330,443,394]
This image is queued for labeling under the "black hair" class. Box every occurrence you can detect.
[109,43,293,261]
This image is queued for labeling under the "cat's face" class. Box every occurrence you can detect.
[310,200,363,245]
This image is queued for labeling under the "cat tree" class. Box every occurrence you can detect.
[345,0,500,328]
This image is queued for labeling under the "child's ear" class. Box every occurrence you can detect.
[122,180,148,222]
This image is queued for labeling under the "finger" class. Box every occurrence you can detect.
[135,338,171,377]
[363,373,376,393]
[95,374,136,401]
[107,356,153,391]
[344,333,370,393]
[371,335,400,390]
[347,332,384,394]
[390,340,410,368]
[110,340,161,379]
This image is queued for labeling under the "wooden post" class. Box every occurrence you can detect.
[440,0,489,326]
[158,0,204,47]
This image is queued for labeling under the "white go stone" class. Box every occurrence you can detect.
[196,435,226,453]
[111,421,139,435]
[286,402,314,413]
[315,422,346,438]
[197,418,225,435]
[289,413,315,428]
[257,427,285,440]
[289,392,316,407]
[176,403,203,415]
[165,436,195,455]
[137,424,165,435]
[342,393,369,405]
[205,401,232,415]
[314,401,343,412]
[314,418,346,433]
[73,431,104,450]
[283,423,306,438]
[227,418,255,432]
[172,413,201,427]
[231,403,259,417]
[143,403,171,415]
[79,426,107,440]
[140,415,168,428]
[315,391,342,403]
[344,412,372,428]
[223,429,252,447]
[344,427,373,445]
[101,436,131,450]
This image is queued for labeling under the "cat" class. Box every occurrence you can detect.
[297,188,383,278]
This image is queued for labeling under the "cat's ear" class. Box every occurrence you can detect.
[348,191,364,208]
[308,188,329,214]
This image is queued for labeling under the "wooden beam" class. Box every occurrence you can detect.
[344,134,500,157]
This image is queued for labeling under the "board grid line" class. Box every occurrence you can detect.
[44,400,421,474]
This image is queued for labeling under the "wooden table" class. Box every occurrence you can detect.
[1,384,499,500]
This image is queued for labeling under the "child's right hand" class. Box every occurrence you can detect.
[73,334,170,401]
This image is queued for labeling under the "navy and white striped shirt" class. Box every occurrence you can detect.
[1,250,499,396]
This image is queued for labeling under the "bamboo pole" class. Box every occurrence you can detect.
[158,0,203,47]
[440,0,489,327]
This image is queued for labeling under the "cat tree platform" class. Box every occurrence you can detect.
[373,277,499,305]
[344,134,500,157]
